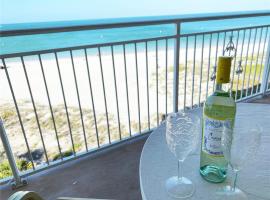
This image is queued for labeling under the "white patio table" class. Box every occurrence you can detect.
[140,103,270,200]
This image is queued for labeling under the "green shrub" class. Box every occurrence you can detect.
[0,161,13,179]
[17,159,32,171]
[0,159,32,179]
[52,150,73,161]
[0,150,75,179]
[231,83,261,100]
[1,110,16,121]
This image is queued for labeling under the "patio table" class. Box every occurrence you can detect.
[139,103,270,200]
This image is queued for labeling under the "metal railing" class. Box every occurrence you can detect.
[0,10,270,187]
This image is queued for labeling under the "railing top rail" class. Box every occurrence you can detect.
[1,10,270,37]
[1,24,270,59]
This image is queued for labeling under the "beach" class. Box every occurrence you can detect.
[0,26,268,177]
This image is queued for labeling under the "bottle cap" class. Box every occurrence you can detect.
[216,56,232,84]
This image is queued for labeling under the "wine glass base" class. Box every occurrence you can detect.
[165,176,194,199]
[216,186,248,200]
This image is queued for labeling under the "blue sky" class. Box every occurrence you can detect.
[1,0,270,24]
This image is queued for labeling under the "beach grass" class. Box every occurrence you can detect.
[0,159,32,179]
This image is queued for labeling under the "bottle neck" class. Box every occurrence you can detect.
[215,83,223,91]
[214,82,230,97]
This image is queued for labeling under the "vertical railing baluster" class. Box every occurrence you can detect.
[111,46,122,140]
[70,50,88,151]
[84,49,100,147]
[206,34,213,99]
[55,52,76,154]
[191,36,197,108]
[198,34,205,106]
[184,36,188,109]
[98,47,111,143]
[21,56,49,165]
[222,32,227,54]
[260,28,270,95]
[256,27,269,94]
[230,31,240,97]
[155,40,159,125]
[145,42,150,130]
[134,43,141,133]
[213,33,220,93]
[251,28,263,95]
[123,44,132,136]
[173,22,181,112]
[165,39,168,115]
[0,119,27,188]
[235,30,246,100]
[229,31,234,57]
[240,29,252,99]
[39,54,62,159]
[2,59,35,170]
[245,28,258,97]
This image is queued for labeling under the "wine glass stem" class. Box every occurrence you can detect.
[232,170,238,192]
[178,160,183,181]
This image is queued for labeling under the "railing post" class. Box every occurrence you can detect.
[173,22,181,113]
[260,36,270,95]
[0,118,27,189]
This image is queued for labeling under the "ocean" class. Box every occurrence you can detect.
[1,16,270,55]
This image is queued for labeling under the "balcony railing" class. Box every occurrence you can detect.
[0,10,270,188]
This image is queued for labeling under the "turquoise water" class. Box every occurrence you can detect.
[0,16,270,55]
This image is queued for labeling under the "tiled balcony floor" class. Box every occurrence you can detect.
[1,94,269,200]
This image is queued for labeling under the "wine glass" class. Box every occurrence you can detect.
[216,117,262,200]
[165,111,200,198]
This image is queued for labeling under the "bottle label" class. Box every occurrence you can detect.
[203,116,232,156]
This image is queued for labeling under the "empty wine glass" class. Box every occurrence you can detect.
[165,111,200,198]
[216,117,262,200]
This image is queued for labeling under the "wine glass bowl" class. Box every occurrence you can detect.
[165,111,200,198]
[222,124,262,171]
[217,117,262,200]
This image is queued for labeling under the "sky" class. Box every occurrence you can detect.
[0,0,270,24]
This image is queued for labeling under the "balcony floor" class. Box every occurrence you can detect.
[1,94,270,200]
[0,138,146,200]
[247,94,270,104]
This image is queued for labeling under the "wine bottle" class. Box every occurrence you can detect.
[199,56,236,183]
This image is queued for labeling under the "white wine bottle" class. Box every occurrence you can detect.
[200,56,236,183]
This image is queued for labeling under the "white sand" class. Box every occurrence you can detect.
[0,41,264,123]
[0,41,265,161]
